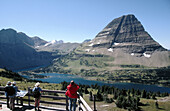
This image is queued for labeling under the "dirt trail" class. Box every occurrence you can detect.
[157,96,170,102]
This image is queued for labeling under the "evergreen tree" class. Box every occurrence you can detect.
[122,97,127,109]
[130,96,139,111]
[127,95,131,107]
[89,91,93,101]
[156,91,161,97]
[136,97,140,105]
[152,93,156,100]
[115,95,123,108]
[113,91,118,99]
[96,90,103,101]
[135,89,141,96]
[146,93,150,99]
[84,86,89,94]
[155,101,159,109]
[111,86,115,94]
[131,88,135,96]
[141,90,147,98]
[127,89,131,96]
[120,89,127,96]
[101,85,105,93]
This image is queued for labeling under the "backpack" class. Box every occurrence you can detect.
[5,86,15,96]
[33,88,41,98]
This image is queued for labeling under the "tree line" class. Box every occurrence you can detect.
[61,81,169,111]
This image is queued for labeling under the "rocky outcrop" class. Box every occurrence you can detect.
[82,39,91,43]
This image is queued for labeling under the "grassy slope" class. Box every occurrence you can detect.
[37,52,170,87]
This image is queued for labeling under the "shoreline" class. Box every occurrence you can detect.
[19,71,170,88]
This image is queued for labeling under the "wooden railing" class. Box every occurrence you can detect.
[0,86,97,111]
[0,86,69,110]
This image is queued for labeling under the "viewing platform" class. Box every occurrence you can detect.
[0,86,96,111]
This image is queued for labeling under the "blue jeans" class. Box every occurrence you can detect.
[69,98,77,111]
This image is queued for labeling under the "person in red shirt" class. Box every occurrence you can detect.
[65,80,79,111]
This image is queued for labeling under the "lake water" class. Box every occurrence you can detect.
[26,73,170,93]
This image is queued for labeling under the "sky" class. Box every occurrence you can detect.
[0,0,170,49]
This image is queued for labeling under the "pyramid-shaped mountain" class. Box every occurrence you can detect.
[81,14,166,55]
[73,14,169,67]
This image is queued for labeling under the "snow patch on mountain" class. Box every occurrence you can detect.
[44,40,63,46]
[108,48,113,52]
[143,53,151,58]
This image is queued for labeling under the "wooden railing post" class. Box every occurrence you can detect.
[66,95,69,111]
[20,97,23,106]
[78,93,82,111]
[16,96,19,105]
[93,95,97,111]
[28,87,30,106]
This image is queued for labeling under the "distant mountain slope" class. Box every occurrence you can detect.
[0,29,52,70]
[32,36,48,47]
[0,28,81,70]
[40,14,170,75]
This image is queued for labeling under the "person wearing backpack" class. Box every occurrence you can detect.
[5,81,11,108]
[12,82,20,110]
[5,81,16,111]
[65,80,79,111]
[32,82,42,111]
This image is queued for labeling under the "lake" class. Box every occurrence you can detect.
[24,73,170,93]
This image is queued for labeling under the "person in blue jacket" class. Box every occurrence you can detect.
[11,81,20,109]
[32,82,42,111]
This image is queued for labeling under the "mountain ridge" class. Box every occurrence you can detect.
[0,28,80,70]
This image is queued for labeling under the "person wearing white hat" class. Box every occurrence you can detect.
[32,82,42,111]
[12,82,20,94]
[11,81,20,110]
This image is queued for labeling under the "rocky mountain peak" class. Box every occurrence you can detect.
[32,36,48,47]
[83,14,166,55]
[0,28,20,44]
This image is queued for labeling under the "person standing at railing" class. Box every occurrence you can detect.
[32,82,42,111]
[4,81,11,108]
[65,80,79,111]
[12,81,20,110]
[5,81,16,111]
